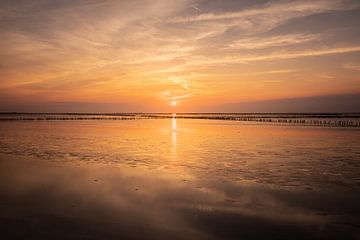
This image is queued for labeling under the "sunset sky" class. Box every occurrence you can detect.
[1,0,360,112]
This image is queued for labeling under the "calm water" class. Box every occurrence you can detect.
[0,119,360,239]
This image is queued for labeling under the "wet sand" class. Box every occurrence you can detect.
[0,119,360,239]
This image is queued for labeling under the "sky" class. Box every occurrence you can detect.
[0,0,360,112]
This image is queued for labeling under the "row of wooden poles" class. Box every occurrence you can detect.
[144,115,360,127]
[0,116,138,121]
[0,114,359,127]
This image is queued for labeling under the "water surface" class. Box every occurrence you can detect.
[0,119,359,239]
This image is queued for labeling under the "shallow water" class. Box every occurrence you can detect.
[0,119,359,239]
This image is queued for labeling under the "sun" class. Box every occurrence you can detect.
[171,100,177,107]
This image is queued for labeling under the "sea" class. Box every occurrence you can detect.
[0,113,359,239]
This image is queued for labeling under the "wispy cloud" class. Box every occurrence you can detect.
[169,1,345,23]
[182,45,360,67]
[166,0,359,44]
[242,69,297,76]
[343,63,360,71]
[227,33,321,50]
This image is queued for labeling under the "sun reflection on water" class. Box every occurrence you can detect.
[171,113,177,158]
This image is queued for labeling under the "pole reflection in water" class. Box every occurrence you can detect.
[171,113,177,159]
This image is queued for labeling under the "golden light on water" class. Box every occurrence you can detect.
[172,114,177,131]
[1,114,360,239]
[171,115,177,158]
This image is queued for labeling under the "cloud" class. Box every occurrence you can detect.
[158,76,202,105]
[1,0,360,111]
[169,1,342,23]
[181,45,360,67]
[242,69,297,76]
[164,0,360,49]
[237,45,360,62]
[167,0,358,35]
[227,33,321,50]
[343,63,360,71]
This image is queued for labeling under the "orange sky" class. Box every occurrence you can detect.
[0,0,360,112]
